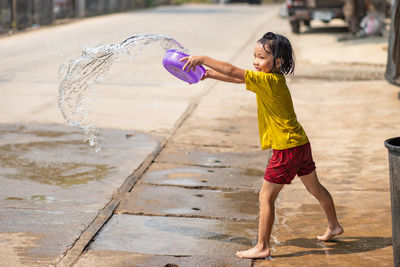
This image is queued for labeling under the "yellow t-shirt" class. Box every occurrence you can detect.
[245,70,309,150]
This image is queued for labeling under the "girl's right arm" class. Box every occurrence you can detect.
[181,55,246,84]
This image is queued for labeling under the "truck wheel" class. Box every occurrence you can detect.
[290,20,300,33]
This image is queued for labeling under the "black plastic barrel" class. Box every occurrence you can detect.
[385,137,400,267]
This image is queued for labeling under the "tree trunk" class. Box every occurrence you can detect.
[386,0,400,86]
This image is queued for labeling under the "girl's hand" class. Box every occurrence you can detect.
[180,56,204,72]
[201,69,213,80]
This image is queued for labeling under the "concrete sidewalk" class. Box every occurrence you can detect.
[74,16,397,267]
[0,4,279,266]
[0,4,397,266]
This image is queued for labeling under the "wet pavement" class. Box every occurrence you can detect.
[77,77,396,266]
[0,3,398,267]
[78,37,395,267]
[0,123,161,265]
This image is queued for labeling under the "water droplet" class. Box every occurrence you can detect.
[58,34,189,152]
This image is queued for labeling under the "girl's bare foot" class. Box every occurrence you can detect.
[317,225,343,241]
[236,246,271,259]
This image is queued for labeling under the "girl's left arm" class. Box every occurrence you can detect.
[203,69,244,83]
[181,55,246,83]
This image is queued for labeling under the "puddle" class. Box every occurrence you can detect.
[275,236,392,257]
[0,139,114,187]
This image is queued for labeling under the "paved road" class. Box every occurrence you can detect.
[0,3,396,267]
[0,3,277,266]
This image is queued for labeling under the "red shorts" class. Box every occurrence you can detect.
[264,142,316,184]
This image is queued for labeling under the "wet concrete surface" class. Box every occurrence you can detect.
[0,123,160,265]
[0,126,113,187]
[140,162,264,190]
[76,250,251,267]
[0,208,96,264]
[1,4,282,266]
[87,214,257,257]
[265,79,398,266]
[117,184,259,220]
[82,19,395,267]
[0,3,397,267]
[155,143,269,170]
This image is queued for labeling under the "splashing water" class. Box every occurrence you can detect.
[58,34,189,152]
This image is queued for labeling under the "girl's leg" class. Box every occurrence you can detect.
[299,170,343,241]
[236,180,284,259]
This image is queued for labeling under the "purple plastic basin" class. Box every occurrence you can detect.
[162,49,205,84]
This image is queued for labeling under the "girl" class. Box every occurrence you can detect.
[181,32,343,259]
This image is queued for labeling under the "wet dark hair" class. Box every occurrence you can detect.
[257,32,295,75]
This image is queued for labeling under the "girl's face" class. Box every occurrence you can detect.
[253,42,275,73]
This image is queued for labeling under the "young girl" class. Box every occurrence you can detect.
[181,32,343,259]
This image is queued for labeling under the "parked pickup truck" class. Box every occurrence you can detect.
[286,0,345,33]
